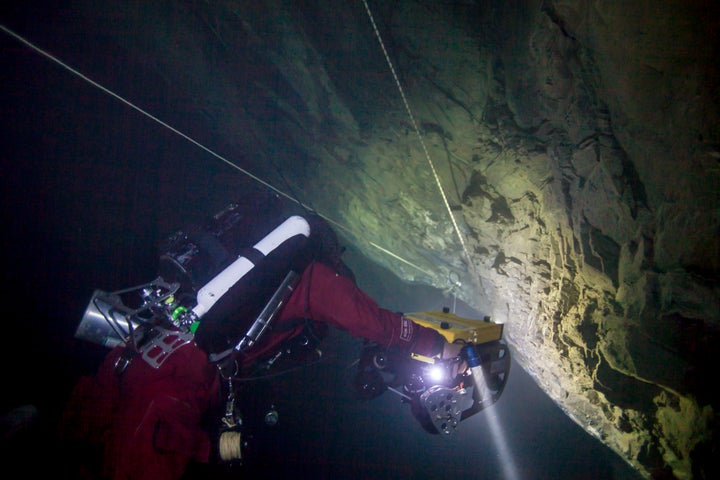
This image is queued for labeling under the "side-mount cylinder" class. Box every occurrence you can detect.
[192,215,310,319]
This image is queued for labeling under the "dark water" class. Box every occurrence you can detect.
[1,6,644,479]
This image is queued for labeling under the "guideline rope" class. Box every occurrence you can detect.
[0,23,434,278]
[359,0,475,276]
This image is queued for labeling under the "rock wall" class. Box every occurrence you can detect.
[72,1,720,477]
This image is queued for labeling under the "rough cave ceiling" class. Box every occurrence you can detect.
[15,1,720,478]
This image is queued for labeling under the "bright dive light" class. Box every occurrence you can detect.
[463,344,490,404]
[427,364,446,383]
[461,343,519,479]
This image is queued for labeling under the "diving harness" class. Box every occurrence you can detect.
[76,211,313,463]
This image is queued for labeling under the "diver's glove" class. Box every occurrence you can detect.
[441,341,469,378]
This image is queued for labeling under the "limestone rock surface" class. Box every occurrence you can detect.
[67,1,720,477]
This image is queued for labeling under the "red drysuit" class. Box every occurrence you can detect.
[61,261,445,479]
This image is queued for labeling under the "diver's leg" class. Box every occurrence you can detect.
[62,343,219,480]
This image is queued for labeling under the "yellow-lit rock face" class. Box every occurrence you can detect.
[75,0,719,477]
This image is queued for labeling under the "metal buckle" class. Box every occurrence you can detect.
[139,327,194,369]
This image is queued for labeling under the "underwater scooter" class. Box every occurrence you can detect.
[354,309,511,435]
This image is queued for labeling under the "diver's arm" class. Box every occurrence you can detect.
[279,261,446,357]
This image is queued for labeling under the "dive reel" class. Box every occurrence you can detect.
[354,309,511,435]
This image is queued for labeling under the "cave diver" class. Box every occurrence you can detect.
[60,192,510,479]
